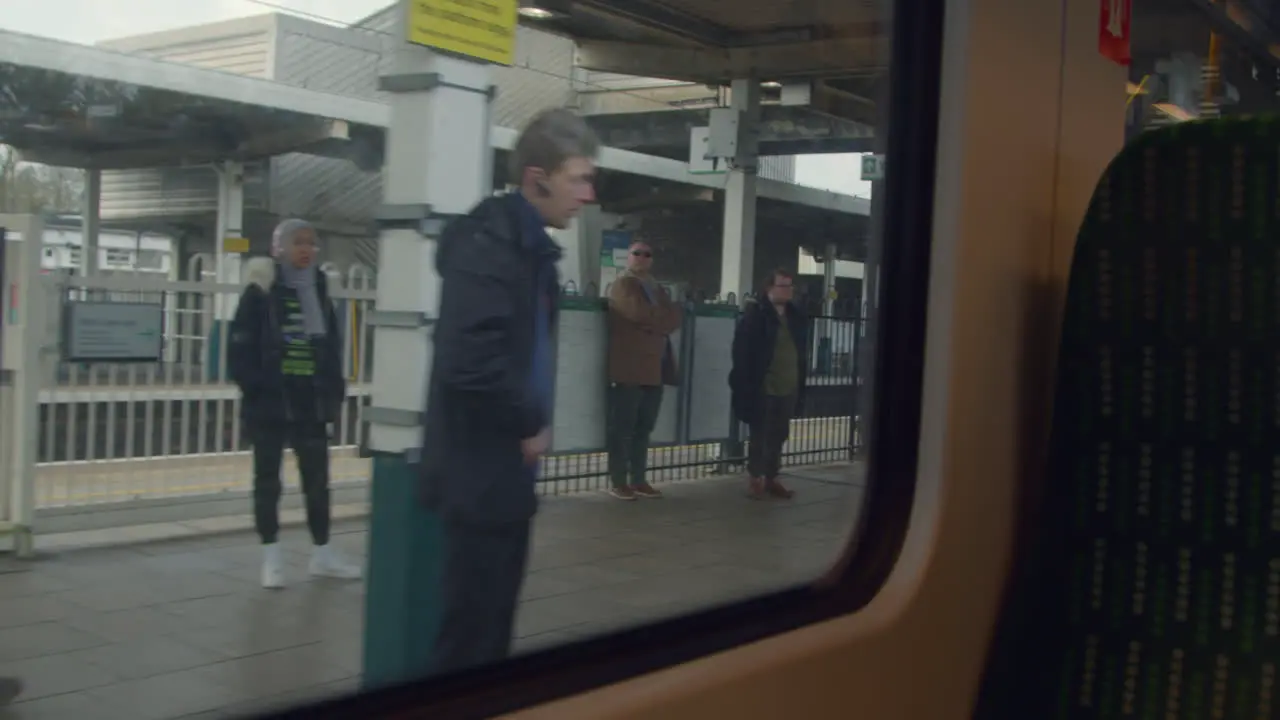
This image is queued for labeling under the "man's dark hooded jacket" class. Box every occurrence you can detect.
[728,297,809,425]
[417,194,562,526]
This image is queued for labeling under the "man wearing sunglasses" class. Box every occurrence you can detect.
[606,241,682,500]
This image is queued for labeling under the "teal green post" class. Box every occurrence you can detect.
[359,0,496,689]
[361,454,444,689]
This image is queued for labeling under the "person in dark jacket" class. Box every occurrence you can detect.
[228,219,361,589]
[418,108,599,673]
[729,268,808,500]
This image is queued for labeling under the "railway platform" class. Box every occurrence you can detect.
[0,463,862,720]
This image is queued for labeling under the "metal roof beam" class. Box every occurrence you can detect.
[574,37,885,83]
[572,0,732,46]
[0,29,390,128]
[12,119,355,169]
[583,105,874,156]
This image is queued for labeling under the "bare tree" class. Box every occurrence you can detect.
[0,146,84,213]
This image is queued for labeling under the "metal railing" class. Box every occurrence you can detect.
[15,267,863,533]
[535,292,865,495]
[31,272,376,511]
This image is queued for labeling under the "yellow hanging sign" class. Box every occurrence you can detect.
[406,0,518,66]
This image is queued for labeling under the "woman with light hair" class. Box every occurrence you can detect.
[228,219,361,588]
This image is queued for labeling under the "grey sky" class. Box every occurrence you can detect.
[2,0,379,44]
[2,0,869,198]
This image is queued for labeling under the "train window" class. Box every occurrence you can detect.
[0,0,939,718]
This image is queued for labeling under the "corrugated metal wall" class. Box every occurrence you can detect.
[267,16,383,225]
[359,8,577,127]
[760,156,796,182]
[95,15,276,78]
[96,16,277,221]
[270,8,578,225]
[93,4,798,278]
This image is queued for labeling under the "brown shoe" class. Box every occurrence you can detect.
[609,487,637,501]
[765,477,794,499]
[747,476,768,500]
[633,483,663,498]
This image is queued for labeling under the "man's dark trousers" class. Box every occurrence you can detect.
[431,517,532,673]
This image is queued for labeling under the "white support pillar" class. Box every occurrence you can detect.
[366,49,493,455]
[361,1,497,687]
[80,169,101,277]
[719,78,761,300]
[213,161,245,319]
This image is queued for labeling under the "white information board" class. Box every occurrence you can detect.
[550,301,608,453]
[62,300,163,363]
[689,127,728,175]
[686,310,738,442]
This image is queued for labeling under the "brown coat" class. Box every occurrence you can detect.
[607,273,682,386]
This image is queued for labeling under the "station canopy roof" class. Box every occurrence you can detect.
[519,0,886,128]
[0,29,388,170]
[0,24,870,242]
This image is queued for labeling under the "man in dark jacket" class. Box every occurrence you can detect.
[228,219,361,589]
[419,108,599,673]
[729,268,808,500]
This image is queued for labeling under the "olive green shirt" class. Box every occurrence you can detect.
[763,315,799,397]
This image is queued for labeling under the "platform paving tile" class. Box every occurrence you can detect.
[0,463,863,719]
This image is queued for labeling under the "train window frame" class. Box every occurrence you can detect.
[264,0,946,716]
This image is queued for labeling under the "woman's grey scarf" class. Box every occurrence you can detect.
[272,219,326,337]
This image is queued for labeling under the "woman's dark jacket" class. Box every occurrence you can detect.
[728,298,809,425]
[227,257,346,435]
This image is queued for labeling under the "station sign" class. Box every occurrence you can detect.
[62,300,163,363]
[1099,0,1131,66]
[407,0,519,66]
[860,154,885,181]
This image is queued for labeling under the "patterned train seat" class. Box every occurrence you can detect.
[976,117,1280,718]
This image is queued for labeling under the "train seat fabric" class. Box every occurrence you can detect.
[976,117,1280,718]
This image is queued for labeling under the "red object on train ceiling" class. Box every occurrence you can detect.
[1099,0,1132,66]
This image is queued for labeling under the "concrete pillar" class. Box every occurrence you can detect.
[361,2,494,688]
[822,241,837,316]
[857,179,884,434]
[718,78,761,300]
[80,169,100,276]
[213,161,245,324]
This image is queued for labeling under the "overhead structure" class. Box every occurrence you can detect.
[0,29,388,287]
[584,104,875,158]
[0,26,868,292]
[516,0,886,297]
[522,0,885,127]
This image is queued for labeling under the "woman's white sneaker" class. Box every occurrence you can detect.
[261,543,286,589]
[309,545,362,580]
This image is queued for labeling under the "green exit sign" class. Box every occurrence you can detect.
[860,154,885,181]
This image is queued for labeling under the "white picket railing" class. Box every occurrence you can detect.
[31,271,377,515]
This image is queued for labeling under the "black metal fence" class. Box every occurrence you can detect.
[537,288,867,495]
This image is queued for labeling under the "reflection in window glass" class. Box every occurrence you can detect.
[0,1,895,716]
[1128,0,1277,138]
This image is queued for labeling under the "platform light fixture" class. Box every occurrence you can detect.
[518,4,556,19]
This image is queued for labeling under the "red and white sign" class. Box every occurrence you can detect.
[1099,0,1132,66]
